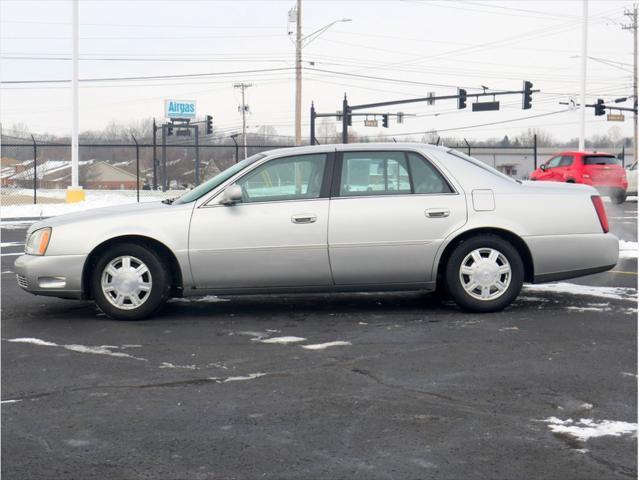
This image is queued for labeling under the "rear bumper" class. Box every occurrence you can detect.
[14,254,86,299]
[525,233,619,283]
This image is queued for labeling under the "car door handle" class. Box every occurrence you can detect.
[425,208,450,218]
[291,214,317,224]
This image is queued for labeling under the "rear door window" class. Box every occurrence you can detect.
[583,155,621,166]
[340,152,411,196]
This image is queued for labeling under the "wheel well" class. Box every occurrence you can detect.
[436,228,534,285]
[566,179,575,183]
[82,235,183,299]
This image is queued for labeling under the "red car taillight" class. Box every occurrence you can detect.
[591,195,609,233]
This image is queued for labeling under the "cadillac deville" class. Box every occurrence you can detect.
[15,144,619,320]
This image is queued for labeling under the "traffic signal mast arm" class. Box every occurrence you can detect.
[559,100,638,115]
[348,87,539,111]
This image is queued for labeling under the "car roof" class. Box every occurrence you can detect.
[554,151,615,156]
[262,142,452,157]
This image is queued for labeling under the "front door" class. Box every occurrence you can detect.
[328,150,467,285]
[189,153,333,289]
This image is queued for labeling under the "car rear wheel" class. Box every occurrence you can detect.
[444,235,524,313]
[611,188,627,204]
[91,243,170,320]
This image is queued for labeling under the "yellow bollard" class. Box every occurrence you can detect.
[65,187,85,203]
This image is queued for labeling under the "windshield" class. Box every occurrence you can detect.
[173,153,266,204]
[583,155,621,166]
[446,149,519,184]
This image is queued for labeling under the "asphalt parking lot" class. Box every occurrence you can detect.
[1,201,637,480]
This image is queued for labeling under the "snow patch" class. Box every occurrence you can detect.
[1,399,21,404]
[621,372,637,378]
[544,417,637,442]
[221,373,266,382]
[524,283,636,301]
[254,336,307,344]
[6,337,146,361]
[0,242,22,248]
[619,240,638,259]
[159,362,198,370]
[170,295,229,303]
[565,306,612,313]
[302,341,352,350]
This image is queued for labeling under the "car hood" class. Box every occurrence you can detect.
[27,201,190,234]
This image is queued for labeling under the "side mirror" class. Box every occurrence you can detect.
[220,184,243,205]
[540,164,547,171]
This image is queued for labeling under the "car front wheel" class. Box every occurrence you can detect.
[444,235,524,313]
[90,243,170,320]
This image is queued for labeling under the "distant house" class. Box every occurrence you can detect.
[5,160,142,190]
[0,157,21,187]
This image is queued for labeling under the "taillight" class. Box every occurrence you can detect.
[591,195,609,233]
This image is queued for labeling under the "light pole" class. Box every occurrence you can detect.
[292,3,351,145]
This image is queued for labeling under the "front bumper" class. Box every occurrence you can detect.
[525,232,619,283]
[14,254,87,299]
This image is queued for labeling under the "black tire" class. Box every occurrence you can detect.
[443,234,524,313]
[90,243,170,320]
[612,188,627,204]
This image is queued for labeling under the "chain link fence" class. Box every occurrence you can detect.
[1,138,631,210]
[1,140,292,208]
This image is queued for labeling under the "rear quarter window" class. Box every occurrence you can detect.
[583,155,621,166]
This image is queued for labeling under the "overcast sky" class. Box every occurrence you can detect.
[0,0,635,143]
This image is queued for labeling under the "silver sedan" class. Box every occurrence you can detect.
[15,143,619,320]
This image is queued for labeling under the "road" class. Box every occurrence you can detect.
[1,201,636,480]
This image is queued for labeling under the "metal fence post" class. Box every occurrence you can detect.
[533,133,538,169]
[231,134,239,163]
[310,102,316,146]
[31,134,37,204]
[464,138,471,156]
[152,118,157,190]
[132,134,139,203]
[194,124,200,186]
[161,124,167,192]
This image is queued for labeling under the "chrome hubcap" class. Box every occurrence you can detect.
[459,248,511,301]
[101,256,152,310]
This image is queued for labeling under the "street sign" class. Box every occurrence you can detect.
[607,113,625,122]
[364,119,379,127]
[472,101,500,112]
[165,99,196,119]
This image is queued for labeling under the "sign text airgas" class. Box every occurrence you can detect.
[165,100,196,119]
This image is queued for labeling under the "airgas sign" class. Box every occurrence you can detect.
[164,99,196,119]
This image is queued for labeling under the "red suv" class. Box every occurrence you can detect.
[530,151,628,204]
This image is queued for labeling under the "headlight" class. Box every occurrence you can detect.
[25,227,51,255]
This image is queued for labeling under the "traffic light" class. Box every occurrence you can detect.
[382,114,389,128]
[205,115,213,135]
[594,98,606,116]
[347,113,352,126]
[167,124,173,136]
[458,88,467,109]
[523,80,533,110]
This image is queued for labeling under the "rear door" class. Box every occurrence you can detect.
[327,150,467,285]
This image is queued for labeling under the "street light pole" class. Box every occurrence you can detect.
[295,0,302,146]
[291,6,351,146]
[579,0,588,151]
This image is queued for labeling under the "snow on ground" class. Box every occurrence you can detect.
[619,240,638,259]
[544,417,637,442]
[1,189,183,219]
[302,341,352,350]
[524,283,636,302]
[6,337,147,361]
[254,336,307,344]
[218,373,266,382]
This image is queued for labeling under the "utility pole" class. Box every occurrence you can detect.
[623,4,638,164]
[579,0,588,151]
[67,0,84,202]
[234,83,252,159]
[295,0,302,146]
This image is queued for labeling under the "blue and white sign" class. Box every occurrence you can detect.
[164,99,196,119]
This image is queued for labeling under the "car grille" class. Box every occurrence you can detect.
[16,275,28,289]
